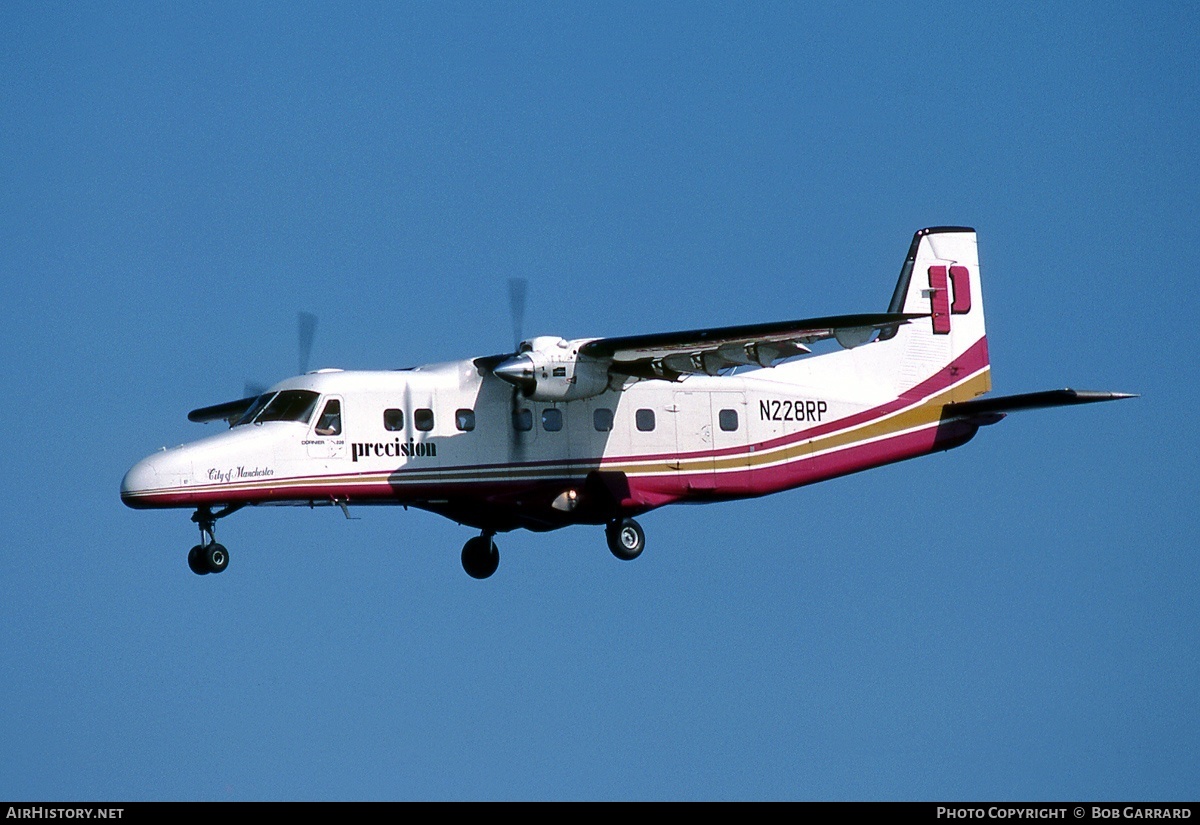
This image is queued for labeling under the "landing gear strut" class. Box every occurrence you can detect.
[461,531,500,579]
[187,505,242,575]
[606,517,645,561]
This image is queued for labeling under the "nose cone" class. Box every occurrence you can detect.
[121,455,161,509]
[122,448,192,509]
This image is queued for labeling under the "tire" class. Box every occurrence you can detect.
[205,543,230,574]
[606,518,645,561]
[188,545,209,576]
[461,536,499,579]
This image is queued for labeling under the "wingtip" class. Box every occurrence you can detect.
[1066,389,1139,402]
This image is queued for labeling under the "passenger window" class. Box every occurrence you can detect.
[456,409,475,431]
[542,408,563,432]
[384,409,404,431]
[315,399,342,436]
[636,409,655,432]
[593,408,614,432]
[414,408,434,432]
[513,408,533,431]
[719,409,739,432]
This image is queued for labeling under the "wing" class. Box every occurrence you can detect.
[577,312,924,380]
[188,396,259,424]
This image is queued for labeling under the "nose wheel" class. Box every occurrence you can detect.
[187,543,229,575]
[187,505,241,575]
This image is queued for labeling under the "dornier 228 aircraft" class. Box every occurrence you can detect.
[122,227,1134,579]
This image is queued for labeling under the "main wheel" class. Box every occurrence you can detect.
[461,536,499,579]
[606,518,645,561]
[204,543,229,574]
[188,545,209,576]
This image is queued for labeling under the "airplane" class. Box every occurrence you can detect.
[121,227,1134,579]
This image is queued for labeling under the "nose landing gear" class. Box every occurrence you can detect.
[187,505,242,575]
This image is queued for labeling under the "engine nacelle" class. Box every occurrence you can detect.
[493,336,610,402]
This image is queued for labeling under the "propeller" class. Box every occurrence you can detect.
[505,279,529,449]
[508,278,527,351]
[495,278,536,394]
[298,311,317,375]
[242,311,318,400]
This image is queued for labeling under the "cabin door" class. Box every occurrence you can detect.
[673,391,747,491]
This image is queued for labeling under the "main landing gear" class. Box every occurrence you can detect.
[187,505,242,576]
[459,517,647,579]
[606,517,645,561]
[461,531,500,580]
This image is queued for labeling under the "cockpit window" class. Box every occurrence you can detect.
[238,390,320,426]
[314,399,342,436]
[233,393,275,426]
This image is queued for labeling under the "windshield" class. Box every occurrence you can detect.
[234,390,320,426]
[233,393,274,426]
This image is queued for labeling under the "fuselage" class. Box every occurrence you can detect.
[121,335,990,533]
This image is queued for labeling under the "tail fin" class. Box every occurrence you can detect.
[884,227,990,403]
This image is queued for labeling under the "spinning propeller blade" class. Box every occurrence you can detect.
[298,311,318,375]
[505,279,530,447]
[508,278,527,352]
[241,311,318,400]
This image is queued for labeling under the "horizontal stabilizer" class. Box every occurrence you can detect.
[945,389,1137,419]
[188,396,258,424]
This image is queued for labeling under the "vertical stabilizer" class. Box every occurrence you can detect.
[884,227,990,403]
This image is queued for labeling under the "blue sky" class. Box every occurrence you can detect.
[1,1,1195,801]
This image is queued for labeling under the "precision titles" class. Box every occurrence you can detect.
[352,438,437,463]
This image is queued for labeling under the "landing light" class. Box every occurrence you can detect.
[551,489,580,512]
